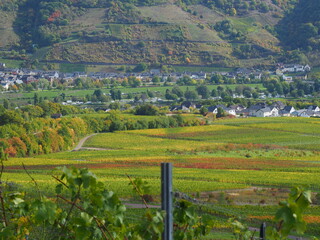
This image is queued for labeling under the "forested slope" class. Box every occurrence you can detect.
[2,0,320,67]
[277,0,320,51]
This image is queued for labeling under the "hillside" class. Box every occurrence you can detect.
[277,0,320,50]
[277,0,320,64]
[2,0,320,69]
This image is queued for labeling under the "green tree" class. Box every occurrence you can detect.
[134,63,148,72]
[196,85,210,99]
[152,76,161,84]
[3,99,9,109]
[34,93,39,105]
[165,89,178,100]
[110,89,122,100]
[0,110,24,126]
[200,106,208,116]
[216,107,226,118]
[109,102,121,110]
[184,89,198,100]
[135,104,160,116]
[93,89,103,99]
[172,86,184,97]
[128,76,141,87]
[211,89,217,97]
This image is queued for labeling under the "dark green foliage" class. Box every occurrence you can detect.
[196,85,210,99]
[211,88,217,97]
[268,187,312,238]
[277,0,320,50]
[0,165,222,239]
[152,76,161,84]
[199,106,208,115]
[133,62,148,72]
[0,167,165,239]
[0,110,24,126]
[165,89,178,100]
[216,107,226,118]
[233,44,271,59]
[177,76,196,86]
[263,78,319,97]
[135,104,160,115]
[173,199,215,240]
[127,76,141,87]
[184,88,198,100]
[3,99,9,110]
[213,20,245,41]
[172,86,184,97]
[110,89,122,100]
[109,102,121,110]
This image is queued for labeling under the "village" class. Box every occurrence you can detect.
[0,63,312,90]
[170,101,320,118]
[1,62,319,118]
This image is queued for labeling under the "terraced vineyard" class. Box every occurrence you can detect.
[3,117,320,237]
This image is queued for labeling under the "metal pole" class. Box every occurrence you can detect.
[260,222,266,240]
[161,163,173,240]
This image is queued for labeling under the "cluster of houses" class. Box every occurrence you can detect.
[0,62,313,91]
[171,101,320,118]
[277,63,311,73]
[0,67,60,90]
[275,63,311,82]
[0,66,207,90]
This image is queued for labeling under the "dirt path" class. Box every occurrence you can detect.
[73,134,97,151]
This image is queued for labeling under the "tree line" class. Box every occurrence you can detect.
[0,102,205,158]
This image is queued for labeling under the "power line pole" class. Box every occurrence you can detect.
[260,222,266,240]
[161,163,173,240]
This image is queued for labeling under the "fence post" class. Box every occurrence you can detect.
[260,222,266,240]
[161,163,173,240]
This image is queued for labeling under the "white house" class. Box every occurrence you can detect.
[304,64,311,72]
[247,104,266,116]
[279,106,295,117]
[307,105,320,112]
[291,110,313,118]
[207,106,219,114]
[255,107,279,117]
[282,64,304,73]
[224,107,236,116]
[45,71,59,79]
[208,105,236,116]
[280,64,311,73]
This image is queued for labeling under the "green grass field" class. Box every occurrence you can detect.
[3,117,320,237]
[0,58,23,68]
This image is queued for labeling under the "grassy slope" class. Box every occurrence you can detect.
[0,1,286,68]
[0,10,19,48]
[42,3,282,67]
